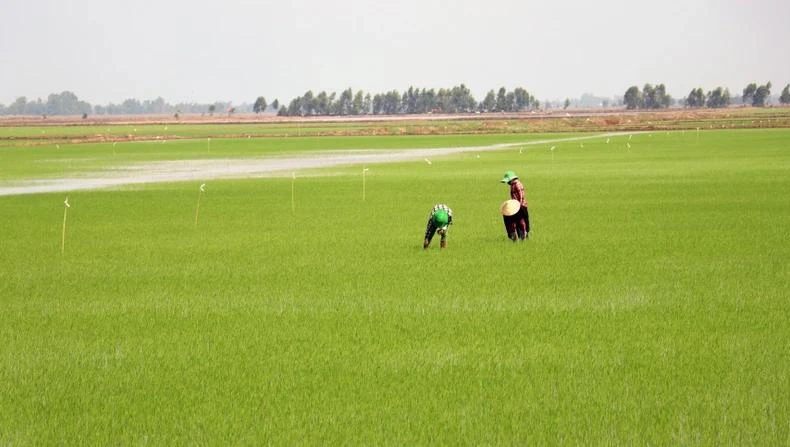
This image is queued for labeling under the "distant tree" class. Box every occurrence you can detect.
[505,92,516,112]
[143,97,168,114]
[174,112,180,119]
[742,83,757,105]
[287,96,304,116]
[208,104,216,115]
[655,84,671,108]
[372,94,384,114]
[513,87,531,111]
[705,87,730,108]
[416,86,429,113]
[402,86,418,114]
[401,89,410,113]
[780,84,790,104]
[450,84,476,112]
[752,82,772,107]
[641,84,655,108]
[31,99,45,115]
[641,84,670,109]
[82,113,88,119]
[481,90,496,112]
[335,88,353,115]
[313,92,329,115]
[9,97,27,115]
[421,88,436,113]
[271,99,279,111]
[118,98,142,114]
[624,86,641,109]
[411,88,425,114]
[624,84,669,109]
[563,98,570,109]
[382,90,401,114]
[253,96,267,114]
[227,107,236,116]
[352,90,365,115]
[47,91,73,115]
[495,87,507,112]
[685,88,705,107]
[12,96,43,115]
[602,98,610,108]
[434,89,446,112]
[35,91,91,115]
[327,92,337,113]
[301,91,315,115]
[362,93,372,115]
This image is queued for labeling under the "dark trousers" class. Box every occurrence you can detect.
[503,207,530,240]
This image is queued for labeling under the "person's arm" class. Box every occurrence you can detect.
[423,218,433,248]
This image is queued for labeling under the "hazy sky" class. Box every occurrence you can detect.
[1,0,788,105]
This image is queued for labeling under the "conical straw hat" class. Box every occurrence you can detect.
[501,199,520,216]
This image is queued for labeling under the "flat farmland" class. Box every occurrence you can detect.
[1,126,788,443]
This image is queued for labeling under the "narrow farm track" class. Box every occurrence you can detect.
[0,132,631,196]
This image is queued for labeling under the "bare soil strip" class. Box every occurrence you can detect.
[0,133,628,196]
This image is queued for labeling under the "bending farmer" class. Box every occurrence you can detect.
[423,203,453,249]
[500,170,530,241]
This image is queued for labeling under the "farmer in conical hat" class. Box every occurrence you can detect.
[423,203,453,249]
[500,170,530,241]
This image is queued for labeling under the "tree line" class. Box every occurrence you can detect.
[623,81,788,109]
[0,91,259,117]
[272,85,540,116]
[0,91,93,116]
[2,82,789,117]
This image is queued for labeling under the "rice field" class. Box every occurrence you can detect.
[1,126,789,444]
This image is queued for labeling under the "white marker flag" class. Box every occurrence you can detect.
[61,197,70,254]
[195,184,206,228]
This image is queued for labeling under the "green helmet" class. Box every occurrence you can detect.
[500,170,518,183]
[432,210,449,227]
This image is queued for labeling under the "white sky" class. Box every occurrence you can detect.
[1,0,788,105]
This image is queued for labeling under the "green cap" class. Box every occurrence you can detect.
[433,210,449,227]
[500,170,518,183]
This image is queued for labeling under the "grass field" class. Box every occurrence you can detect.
[1,127,789,443]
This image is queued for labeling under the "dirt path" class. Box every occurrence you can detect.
[0,133,629,196]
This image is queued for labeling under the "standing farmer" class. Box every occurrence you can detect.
[500,170,530,241]
[423,203,453,249]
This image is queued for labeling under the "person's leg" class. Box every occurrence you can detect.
[523,207,530,234]
[503,216,517,241]
[439,229,447,249]
[516,207,529,240]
